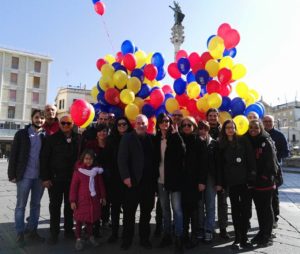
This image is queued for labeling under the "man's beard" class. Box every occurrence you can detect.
[32,123,42,130]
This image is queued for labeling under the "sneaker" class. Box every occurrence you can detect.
[258,238,273,248]
[75,239,84,251]
[219,228,230,240]
[204,230,213,243]
[231,241,240,250]
[240,240,253,249]
[251,233,263,245]
[89,236,99,247]
[26,230,45,243]
[16,233,25,248]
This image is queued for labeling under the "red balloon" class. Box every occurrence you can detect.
[94,1,105,16]
[187,99,198,114]
[217,23,231,39]
[207,80,221,94]
[218,68,232,84]
[219,83,232,97]
[175,94,189,107]
[223,29,240,49]
[176,50,188,62]
[105,88,120,105]
[167,62,181,79]
[96,58,107,71]
[147,117,156,134]
[150,89,165,109]
[70,99,92,127]
[188,52,202,69]
[115,51,123,63]
[162,85,173,94]
[123,53,136,71]
[191,62,205,74]
[144,64,158,81]
[200,52,213,65]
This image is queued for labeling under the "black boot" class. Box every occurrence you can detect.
[174,236,184,254]
[231,228,240,250]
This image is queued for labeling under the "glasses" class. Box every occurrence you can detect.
[173,114,183,117]
[61,122,72,126]
[182,123,192,128]
[99,118,108,121]
[225,126,235,130]
[118,122,128,127]
[161,119,170,124]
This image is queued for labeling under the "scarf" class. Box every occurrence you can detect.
[78,167,104,197]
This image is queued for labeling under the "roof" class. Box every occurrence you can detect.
[0,46,52,61]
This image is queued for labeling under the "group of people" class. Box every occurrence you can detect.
[7,103,289,253]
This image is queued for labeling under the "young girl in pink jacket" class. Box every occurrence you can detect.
[70,149,106,251]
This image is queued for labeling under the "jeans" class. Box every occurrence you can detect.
[158,183,183,237]
[15,178,44,234]
[198,175,216,232]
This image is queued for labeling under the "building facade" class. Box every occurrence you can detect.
[0,47,52,158]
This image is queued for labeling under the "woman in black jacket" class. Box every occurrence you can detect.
[219,119,256,249]
[247,120,278,247]
[153,113,185,252]
[103,116,133,243]
[180,116,208,249]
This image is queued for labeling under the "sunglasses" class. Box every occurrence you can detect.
[161,119,170,123]
[173,114,183,117]
[61,121,72,126]
[118,122,128,127]
[182,123,192,128]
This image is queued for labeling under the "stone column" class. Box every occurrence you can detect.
[170,24,185,61]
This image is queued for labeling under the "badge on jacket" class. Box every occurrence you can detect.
[236,157,242,163]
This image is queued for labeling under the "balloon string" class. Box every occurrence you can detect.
[101,16,115,53]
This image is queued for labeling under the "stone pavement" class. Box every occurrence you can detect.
[0,160,300,254]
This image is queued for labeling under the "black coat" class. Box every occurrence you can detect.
[219,136,256,188]
[153,132,186,191]
[40,130,80,181]
[267,128,290,163]
[7,125,46,182]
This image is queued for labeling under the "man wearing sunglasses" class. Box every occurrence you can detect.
[40,115,80,245]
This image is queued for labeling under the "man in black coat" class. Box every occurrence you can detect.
[118,114,157,250]
[40,115,80,244]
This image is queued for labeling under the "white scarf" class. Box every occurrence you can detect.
[79,167,104,197]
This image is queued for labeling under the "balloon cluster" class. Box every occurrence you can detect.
[70,99,95,128]
[92,0,105,16]
[91,40,173,132]
[167,23,265,135]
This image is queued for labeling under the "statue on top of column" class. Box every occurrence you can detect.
[169,1,185,26]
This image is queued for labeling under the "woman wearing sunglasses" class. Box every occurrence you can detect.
[103,117,133,243]
[179,116,208,249]
[219,119,256,250]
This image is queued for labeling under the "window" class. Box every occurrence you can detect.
[7,106,15,119]
[0,124,4,129]
[59,99,65,110]
[11,57,19,69]
[32,92,39,104]
[9,90,16,102]
[33,76,40,88]
[10,73,18,84]
[34,61,41,73]
[292,134,296,142]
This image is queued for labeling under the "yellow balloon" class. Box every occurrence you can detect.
[219,111,232,124]
[134,97,145,110]
[146,52,154,64]
[113,70,128,90]
[232,64,247,80]
[181,109,190,117]
[144,78,156,87]
[205,59,219,77]
[104,54,116,65]
[245,94,256,106]
[235,82,249,98]
[187,82,201,99]
[91,86,99,101]
[208,36,225,59]
[134,50,147,68]
[120,89,135,104]
[249,89,260,101]
[125,103,140,121]
[165,98,179,113]
[219,56,234,70]
[99,76,114,91]
[80,104,95,128]
[127,77,142,94]
[196,97,209,112]
[207,93,222,108]
[101,63,115,77]
[233,115,249,135]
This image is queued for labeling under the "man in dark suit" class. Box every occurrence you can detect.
[118,114,157,250]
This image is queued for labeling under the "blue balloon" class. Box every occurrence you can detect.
[244,103,264,118]
[195,69,209,85]
[164,93,174,101]
[230,97,246,117]
[255,102,265,117]
[121,40,135,55]
[131,68,144,82]
[97,91,109,106]
[142,104,155,118]
[200,85,207,97]
[99,104,110,113]
[112,62,122,70]
[114,64,128,73]
[174,78,187,95]
[187,71,196,83]
[92,0,99,4]
[223,48,237,58]
[151,52,165,68]
[134,46,139,52]
[96,81,101,92]
[155,105,167,117]
[137,84,151,99]
[219,96,231,111]
[177,58,190,75]
[206,34,216,48]
[109,106,123,118]
[156,67,166,81]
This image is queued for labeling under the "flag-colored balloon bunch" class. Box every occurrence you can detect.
[70,99,95,128]
[92,0,105,16]
[167,23,265,135]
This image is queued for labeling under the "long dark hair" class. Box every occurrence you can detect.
[110,116,133,137]
[155,113,173,137]
[79,149,96,166]
[219,119,237,148]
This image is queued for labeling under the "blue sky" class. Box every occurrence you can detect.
[1,0,299,106]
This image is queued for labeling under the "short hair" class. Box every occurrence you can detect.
[60,114,72,122]
[263,115,274,122]
[136,114,148,125]
[206,108,219,117]
[198,120,210,131]
[31,109,45,118]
